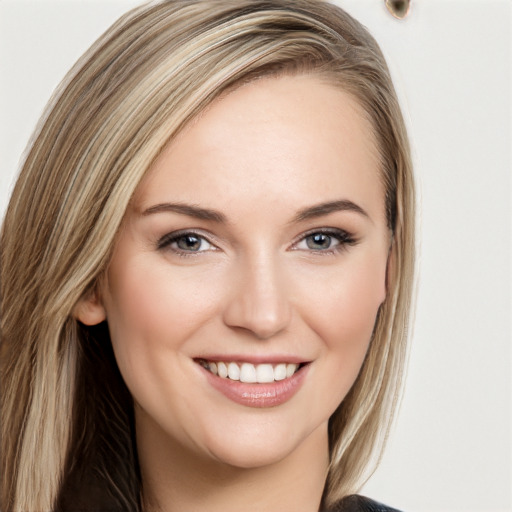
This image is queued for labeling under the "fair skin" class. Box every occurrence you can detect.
[76,74,391,512]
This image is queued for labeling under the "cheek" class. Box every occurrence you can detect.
[295,250,387,359]
[101,254,222,386]
[105,256,214,336]
[289,251,388,424]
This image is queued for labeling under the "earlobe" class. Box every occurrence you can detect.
[73,288,107,326]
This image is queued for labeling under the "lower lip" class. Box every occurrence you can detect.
[199,363,309,408]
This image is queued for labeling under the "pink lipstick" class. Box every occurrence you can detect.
[196,358,309,408]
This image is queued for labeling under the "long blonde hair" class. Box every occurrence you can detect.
[0,1,415,511]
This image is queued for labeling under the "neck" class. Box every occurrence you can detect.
[137,416,330,512]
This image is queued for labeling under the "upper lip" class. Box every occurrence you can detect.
[193,354,309,365]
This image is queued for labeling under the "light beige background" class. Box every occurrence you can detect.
[0,1,510,511]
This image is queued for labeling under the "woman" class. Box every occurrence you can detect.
[0,1,415,511]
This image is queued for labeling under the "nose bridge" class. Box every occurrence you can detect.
[223,247,291,340]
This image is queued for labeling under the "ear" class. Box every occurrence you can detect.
[73,287,107,326]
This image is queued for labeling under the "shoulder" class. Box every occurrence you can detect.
[325,494,403,512]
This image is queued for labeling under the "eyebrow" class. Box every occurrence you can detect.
[141,198,369,224]
[141,202,227,223]
[291,199,369,223]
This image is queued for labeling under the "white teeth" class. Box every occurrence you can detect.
[200,360,301,382]
[217,361,228,378]
[228,362,240,380]
[240,363,257,383]
[286,363,297,378]
[256,364,274,383]
[274,363,287,381]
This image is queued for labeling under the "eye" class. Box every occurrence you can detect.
[293,228,356,253]
[303,233,339,250]
[157,231,215,253]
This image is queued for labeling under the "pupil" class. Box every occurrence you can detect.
[178,235,201,251]
[307,233,331,250]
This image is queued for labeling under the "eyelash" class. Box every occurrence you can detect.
[157,229,216,257]
[292,228,358,255]
[157,228,358,257]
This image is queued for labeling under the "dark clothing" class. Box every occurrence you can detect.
[58,483,400,512]
[56,494,400,511]
[329,495,402,512]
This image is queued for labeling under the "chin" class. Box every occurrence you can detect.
[199,415,327,471]
[208,442,293,469]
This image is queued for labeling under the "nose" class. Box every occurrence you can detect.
[222,252,292,340]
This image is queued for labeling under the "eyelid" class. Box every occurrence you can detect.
[156,229,219,252]
[290,227,358,252]
[157,227,357,255]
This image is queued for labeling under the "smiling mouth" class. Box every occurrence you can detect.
[195,359,305,383]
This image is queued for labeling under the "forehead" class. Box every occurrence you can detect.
[133,74,384,223]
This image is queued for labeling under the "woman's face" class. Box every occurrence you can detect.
[80,75,391,470]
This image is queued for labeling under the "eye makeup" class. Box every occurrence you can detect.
[156,229,217,254]
[291,227,359,256]
[156,226,359,259]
